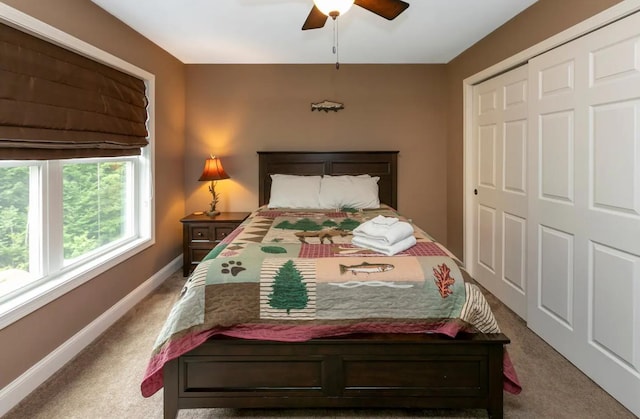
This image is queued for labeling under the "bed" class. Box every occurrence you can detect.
[144,151,520,419]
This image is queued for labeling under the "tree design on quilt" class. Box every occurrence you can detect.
[268,260,309,314]
[433,263,455,298]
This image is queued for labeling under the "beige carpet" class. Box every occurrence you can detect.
[4,271,635,419]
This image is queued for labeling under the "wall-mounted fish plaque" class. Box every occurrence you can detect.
[311,100,344,112]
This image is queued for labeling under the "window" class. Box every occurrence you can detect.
[0,163,31,297]
[62,159,134,262]
[0,153,153,326]
[0,4,155,328]
[0,158,139,283]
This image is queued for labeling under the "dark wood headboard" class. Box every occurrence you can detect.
[258,151,398,208]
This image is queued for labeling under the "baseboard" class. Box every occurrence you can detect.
[0,256,182,417]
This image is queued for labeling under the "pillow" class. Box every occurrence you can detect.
[268,174,322,208]
[319,175,380,209]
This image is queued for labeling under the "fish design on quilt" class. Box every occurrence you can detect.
[329,281,413,289]
[339,262,394,275]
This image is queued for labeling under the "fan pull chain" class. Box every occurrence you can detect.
[333,17,340,70]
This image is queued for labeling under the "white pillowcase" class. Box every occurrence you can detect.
[267,174,322,208]
[319,175,380,209]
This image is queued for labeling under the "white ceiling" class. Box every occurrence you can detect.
[91,0,538,64]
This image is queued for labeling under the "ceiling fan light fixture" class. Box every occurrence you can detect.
[313,0,355,17]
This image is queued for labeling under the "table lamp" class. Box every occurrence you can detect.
[198,155,230,216]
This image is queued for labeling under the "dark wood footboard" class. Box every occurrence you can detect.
[163,333,509,419]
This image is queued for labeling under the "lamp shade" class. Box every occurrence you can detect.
[314,0,354,16]
[198,156,230,181]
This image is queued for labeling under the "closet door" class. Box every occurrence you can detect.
[528,11,640,416]
[471,65,528,319]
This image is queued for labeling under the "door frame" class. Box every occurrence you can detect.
[462,0,640,274]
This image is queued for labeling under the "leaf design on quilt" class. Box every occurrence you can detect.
[433,263,455,298]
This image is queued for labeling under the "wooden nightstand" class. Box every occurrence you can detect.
[180,212,250,276]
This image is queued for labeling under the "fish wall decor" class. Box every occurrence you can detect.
[311,100,344,112]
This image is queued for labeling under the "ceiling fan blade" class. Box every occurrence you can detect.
[354,0,409,20]
[302,5,328,30]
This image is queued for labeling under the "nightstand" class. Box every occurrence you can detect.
[180,212,250,276]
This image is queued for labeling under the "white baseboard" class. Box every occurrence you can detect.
[0,256,182,417]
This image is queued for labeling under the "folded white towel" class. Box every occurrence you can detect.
[352,235,417,256]
[370,215,398,226]
[353,218,414,245]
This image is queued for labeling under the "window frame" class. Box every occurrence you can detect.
[0,4,156,329]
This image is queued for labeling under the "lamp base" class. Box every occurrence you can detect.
[206,210,220,216]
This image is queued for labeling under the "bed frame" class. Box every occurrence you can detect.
[163,151,510,419]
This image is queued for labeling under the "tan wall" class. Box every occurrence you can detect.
[444,0,624,258]
[0,0,185,388]
[184,64,449,241]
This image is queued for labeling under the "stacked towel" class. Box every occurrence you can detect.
[352,215,416,255]
[353,215,414,244]
[352,235,416,256]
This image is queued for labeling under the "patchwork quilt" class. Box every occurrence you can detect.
[141,206,521,397]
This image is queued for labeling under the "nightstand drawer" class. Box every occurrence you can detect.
[189,224,236,243]
[180,212,250,277]
[190,247,213,265]
[190,226,211,242]
[213,225,235,242]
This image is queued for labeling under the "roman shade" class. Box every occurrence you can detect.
[0,23,149,160]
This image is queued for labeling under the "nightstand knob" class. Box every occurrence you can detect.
[221,232,227,237]
[197,232,204,237]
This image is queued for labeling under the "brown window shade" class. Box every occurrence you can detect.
[0,23,149,160]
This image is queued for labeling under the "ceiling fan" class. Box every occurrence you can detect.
[302,0,410,30]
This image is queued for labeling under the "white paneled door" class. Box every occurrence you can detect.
[528,11,640,416]
[471,65,529,319]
